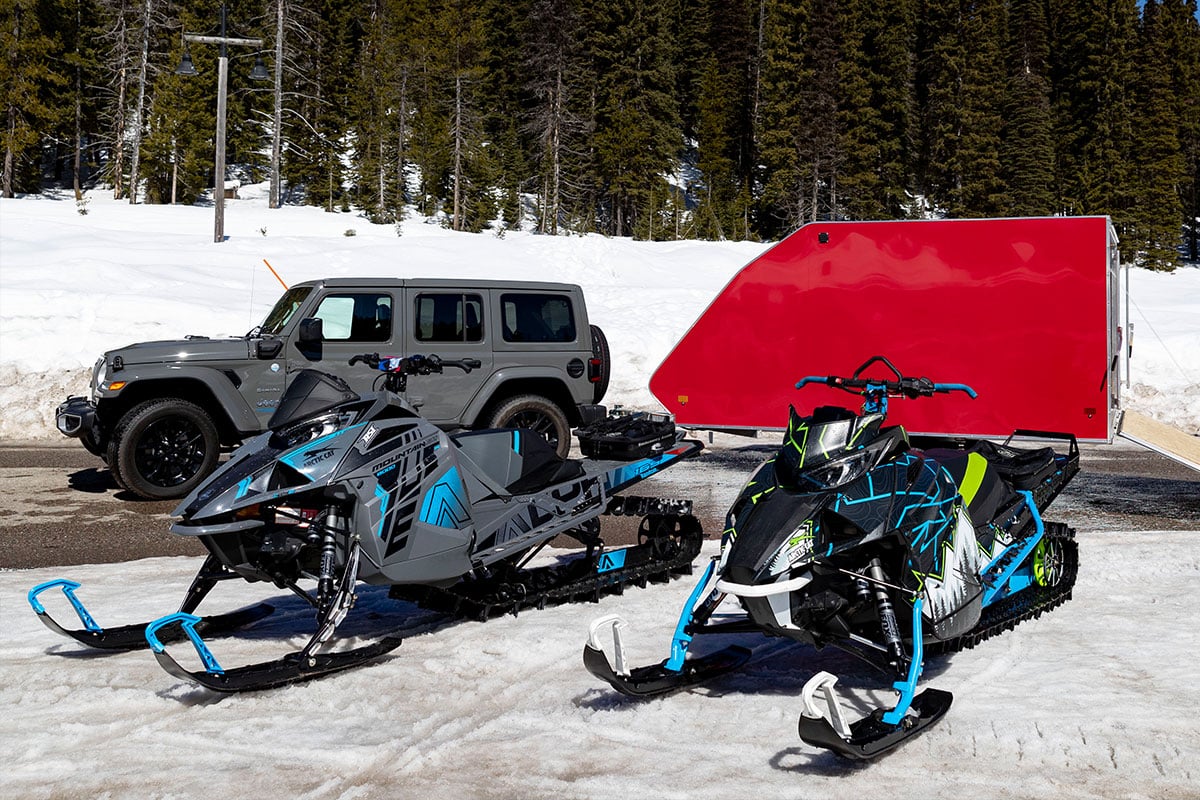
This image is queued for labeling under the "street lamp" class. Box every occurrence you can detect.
[175,4,267,243]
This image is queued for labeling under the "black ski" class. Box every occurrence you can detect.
[32,603,274,652]
[797,688,953,761]
[152,637,403,693]
[583,642,752,697]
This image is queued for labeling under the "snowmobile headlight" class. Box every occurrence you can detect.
[273,412,351,449]
[799,448,876,490]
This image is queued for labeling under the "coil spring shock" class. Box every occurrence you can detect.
[866,557,906,675]
[317,505,346,613]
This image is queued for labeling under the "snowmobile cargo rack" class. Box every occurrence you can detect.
[575,411,678,460]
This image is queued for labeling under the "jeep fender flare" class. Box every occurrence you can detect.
[462,366,579,427]
[97,367,260,437]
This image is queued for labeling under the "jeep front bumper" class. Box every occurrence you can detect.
[56,396,106,456]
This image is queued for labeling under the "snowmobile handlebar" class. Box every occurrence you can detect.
[796,355,977,400]
[348,353,481,375]
[795,375,977,399]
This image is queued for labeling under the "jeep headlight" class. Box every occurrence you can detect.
[91,357,107,401]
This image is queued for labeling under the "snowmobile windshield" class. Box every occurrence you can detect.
[269,369,359,431]
[259,286,313,335]
[776,406,888,492]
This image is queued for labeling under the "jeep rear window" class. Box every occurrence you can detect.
[500,294,576,343]
[415,293,484,342]
[314,293,393,342]
[260,286,312,335]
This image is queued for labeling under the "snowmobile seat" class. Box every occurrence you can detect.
[964,440,1059,490]
[924,449,1018,528]
[451,429,584,496]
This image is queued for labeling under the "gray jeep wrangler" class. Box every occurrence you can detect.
[56,278,611,500]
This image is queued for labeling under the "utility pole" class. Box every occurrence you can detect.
[178,4,267,242]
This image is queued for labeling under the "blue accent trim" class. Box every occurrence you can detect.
[982,490,1045,607]
[512,430,521,453]
[596,549,626,574]
[665,560,717,672]
[882,596,924,726]
[28,579,103,632]
[235,476,253,501]
[418,467,470,529]
[374,483,390,538]
[145,613,224,676]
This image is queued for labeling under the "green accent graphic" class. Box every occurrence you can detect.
[957,452,989,506]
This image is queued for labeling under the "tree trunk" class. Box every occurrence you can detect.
[270,0,284,208]
[453,74,463,231]
[127,0,152,204]
[113,64,126,199]
[3,106,15,198]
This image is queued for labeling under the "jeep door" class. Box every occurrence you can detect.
[287,290,401,394]
[403,289,492,425]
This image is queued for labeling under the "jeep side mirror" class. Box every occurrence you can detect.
[297,318,323,344]
[256,337,284,359]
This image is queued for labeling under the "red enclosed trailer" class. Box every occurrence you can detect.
[651,217,1122,441]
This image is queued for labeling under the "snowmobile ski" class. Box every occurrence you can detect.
[797,681,953,761]
[148,617,403,693]
[28,559,272,652]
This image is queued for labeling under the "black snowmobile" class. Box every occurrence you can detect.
[29,354,704,692]
[583,356,1079,760]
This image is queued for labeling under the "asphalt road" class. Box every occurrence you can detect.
[1,435,1197,570]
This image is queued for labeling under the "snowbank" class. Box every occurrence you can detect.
[1,192,1196,441]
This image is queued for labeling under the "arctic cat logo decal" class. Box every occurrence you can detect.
[301,448,336,468]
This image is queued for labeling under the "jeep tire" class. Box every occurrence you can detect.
[488,394,571,458]
[107,399,220,500]
[590,324,611,404]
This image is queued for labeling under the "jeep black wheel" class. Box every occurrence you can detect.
[110,399,220,500]
[488,394,571,458]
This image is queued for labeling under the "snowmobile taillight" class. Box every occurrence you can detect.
[588,358,603,382]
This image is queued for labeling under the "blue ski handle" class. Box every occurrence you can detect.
[28,579,103,632]
[145,612,225,675]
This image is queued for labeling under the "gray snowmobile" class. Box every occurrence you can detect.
[29,354,703,692]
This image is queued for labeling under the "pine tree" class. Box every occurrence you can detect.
[1048,0,1139,250]
[1162,0,1200,262]
[836,0,916,219]
[2,0,64,197]
[1001,0,1055,215]
[588,0,681,238]
[1128,0,1186,270]
[915,0,1008,217]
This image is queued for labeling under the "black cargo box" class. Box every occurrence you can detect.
[575,412,677,460]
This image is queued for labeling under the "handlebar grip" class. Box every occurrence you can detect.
[933,383,977,398]
[349,353,379,367]
[795,376,829,389]
[461,358,482,370]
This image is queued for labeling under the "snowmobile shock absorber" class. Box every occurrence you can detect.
[317,507,346,612]
[866,558,905,673]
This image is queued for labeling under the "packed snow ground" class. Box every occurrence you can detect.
[1,191,1198,797]
[0,189,1197,439]
[2,535,1197,800]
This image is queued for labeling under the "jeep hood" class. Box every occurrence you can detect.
[106,337,254,364]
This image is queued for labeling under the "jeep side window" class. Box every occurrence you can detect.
[313,293,393,342]
[415,293,484,342]
[500,294,575,343]
[260,286,313,335]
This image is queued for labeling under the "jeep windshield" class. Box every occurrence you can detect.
[256,286,313,336]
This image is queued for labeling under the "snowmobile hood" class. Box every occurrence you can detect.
[173,418,369,524]
[106,337,252,365]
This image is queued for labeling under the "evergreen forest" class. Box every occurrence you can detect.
[2,0,1198,269]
